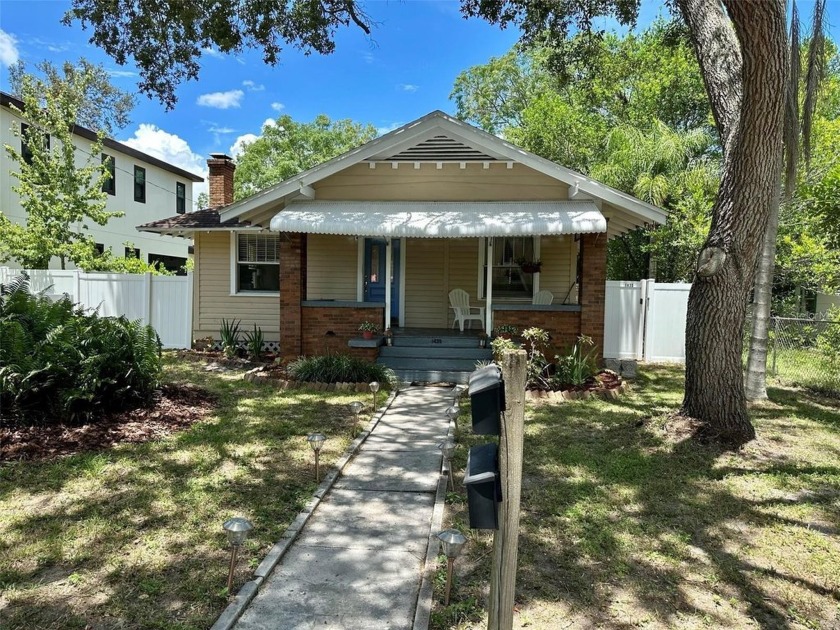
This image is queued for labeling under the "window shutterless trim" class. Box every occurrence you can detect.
[134,165,146,203]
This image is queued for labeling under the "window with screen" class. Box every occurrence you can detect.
[483,237,537,299]
[236,233,280,292]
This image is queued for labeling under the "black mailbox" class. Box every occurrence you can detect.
[464,443,501,530]
[468,364,505,435]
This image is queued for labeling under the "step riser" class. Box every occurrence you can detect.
[391,336,482,348]
[391,369,471,384]
[379,358,487,371]
[380,347,491,360]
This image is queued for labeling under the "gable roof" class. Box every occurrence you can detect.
[1,91,204,183]
[138,208,252,235]
[219,110,666,226]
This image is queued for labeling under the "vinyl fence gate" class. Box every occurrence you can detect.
[604,280,692,363]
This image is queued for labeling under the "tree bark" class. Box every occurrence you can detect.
[678,0,787,446]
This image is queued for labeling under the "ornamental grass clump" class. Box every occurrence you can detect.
[287,354,396,386]
[0,274,162,423]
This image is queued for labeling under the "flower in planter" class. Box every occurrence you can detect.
[358,321,379,333]
[494,324,519,338]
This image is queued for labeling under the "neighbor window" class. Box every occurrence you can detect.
[134,166,146,203]
[148,253,187,276]
[102,154,116,195]
[482,236,538,299]
[20,123,49,166]
[125,246,140,259]
[236,233,280,292]
[176,182,186,214]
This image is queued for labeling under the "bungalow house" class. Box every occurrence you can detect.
[139,111,666,381]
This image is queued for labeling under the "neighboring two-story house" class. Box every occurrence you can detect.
[0,91,203,273]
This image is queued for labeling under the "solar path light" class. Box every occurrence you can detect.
[223,517,254,593]
[445,404,460,428]
[348,401,365,436]
[369,380,380,412]
[438,440,457,491]
[436,529,467,606]
[307,432,326,482]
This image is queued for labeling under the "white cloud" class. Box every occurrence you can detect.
[0,29,20,67]
[230,133,259,158]
[208,125,236,135]
[398,83,419,93]
[362,51,375,64]
[107,68,137,78]
[242,80,265,92]
[197,89,244,109]
[376,122,403,136]
[270,102,285,112]
[262,118,277,129]
[203,47,224,59]
[121,124,208,203]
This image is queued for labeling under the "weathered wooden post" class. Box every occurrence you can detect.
[487,349,526,630]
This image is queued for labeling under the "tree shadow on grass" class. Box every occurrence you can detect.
[442,365,840,629]
[0,365,373,629]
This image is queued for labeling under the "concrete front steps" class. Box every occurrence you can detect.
[377,329,492,384]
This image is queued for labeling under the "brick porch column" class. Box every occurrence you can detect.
[579,233,607,362]
[280,233,304,359]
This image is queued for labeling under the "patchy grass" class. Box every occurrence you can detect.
[433,365,840,630]
[0,354,379,629]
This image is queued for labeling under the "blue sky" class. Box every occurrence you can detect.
[0,0,837,198]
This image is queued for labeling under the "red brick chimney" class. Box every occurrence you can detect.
[207,153,235,207]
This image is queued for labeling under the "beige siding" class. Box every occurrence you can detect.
[194,232,280,340]
[315,162,569,201]
[306,234,357,300]
[405,239,448,328]
[448,239,480,303]
[539,236,577,304]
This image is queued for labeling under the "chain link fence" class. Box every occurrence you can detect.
[770,315,840,396]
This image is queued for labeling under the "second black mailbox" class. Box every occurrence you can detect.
[464,442,501,530]
[468,364,505,435]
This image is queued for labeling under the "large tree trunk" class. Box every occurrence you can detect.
[678,0,787,446]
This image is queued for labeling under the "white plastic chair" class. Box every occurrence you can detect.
[533,290,554,305]
[449,289,485,332]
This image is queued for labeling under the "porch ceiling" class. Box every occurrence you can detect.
[269,201,606,238]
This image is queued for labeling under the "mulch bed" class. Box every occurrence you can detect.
[0,384,217,462]
[525,369,629,401]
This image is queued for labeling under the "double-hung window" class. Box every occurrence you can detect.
[235,233,280,293]
[176,182,186,214]
[480,236,539,299]
[102,154,116,195]
[134,166,146,203]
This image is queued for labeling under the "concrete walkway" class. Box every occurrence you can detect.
[233,385,451,630]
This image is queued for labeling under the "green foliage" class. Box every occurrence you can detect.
[493,324,518,336]
[816,307,840,372]
[219,319,241,358]
[233,114,377,200]
[357,321,379,333]
[521,327,551,389]
[242,324,264,361]
[0,274,162,423]
[75,244,175,275]
[552,335,598,388]
[1,59,132,269]
[490,336,519,363]
[287,354,396,386]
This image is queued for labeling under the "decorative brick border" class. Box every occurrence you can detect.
[525,379,631,401]
[243,368,379,393]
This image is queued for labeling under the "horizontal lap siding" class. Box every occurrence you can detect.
[539,236,577,304]
[448,239,481,321]
[405,239,448,328]
[314,163,569,200]
[306,234,357,300]
[195,232,280,340]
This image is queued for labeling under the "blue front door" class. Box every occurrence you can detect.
[364,238,400,324]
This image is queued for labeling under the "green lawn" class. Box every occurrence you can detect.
[433,365,840,629]
[0,355,375,629]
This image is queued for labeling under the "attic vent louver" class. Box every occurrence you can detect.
[381,135,497,162]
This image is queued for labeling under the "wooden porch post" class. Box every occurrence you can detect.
[385,238,392,331]
[485,238,493,333]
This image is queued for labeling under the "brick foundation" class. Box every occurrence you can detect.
[301,305,385,360]
[492,310,581,356]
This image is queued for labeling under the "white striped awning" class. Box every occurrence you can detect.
[270,201,606,238]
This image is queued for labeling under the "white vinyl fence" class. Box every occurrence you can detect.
[604,280,692,362]
[0,267,193,349]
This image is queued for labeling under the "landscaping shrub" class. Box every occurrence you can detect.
[0,275,162,423]
[287,354,396,387]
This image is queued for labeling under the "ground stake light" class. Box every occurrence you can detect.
[223,517,254,593]
[348,401,365,436]
[307,432,327,482]
[438,440,457,491]
[445,404,460,428]
[369,381,380,412]
[436,529,467,606]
